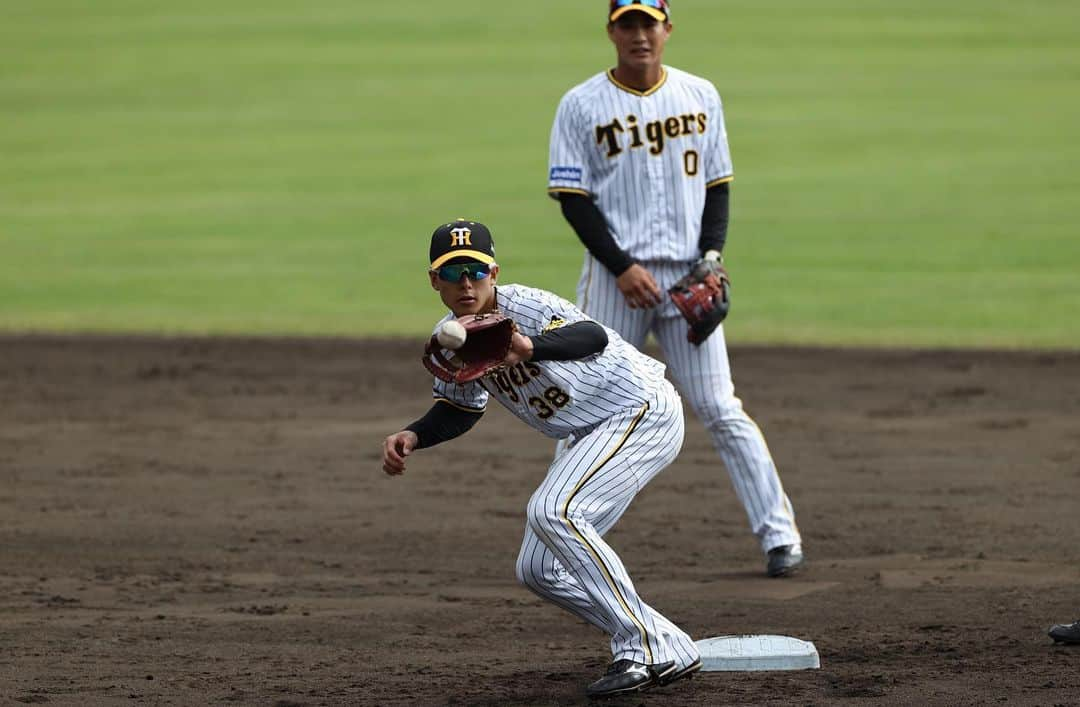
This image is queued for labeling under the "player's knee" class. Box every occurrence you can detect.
[514,543,556,595]
[525,502,557,539]
[691,395,745,431]
[525,495,568,540]
[514,550,538,589]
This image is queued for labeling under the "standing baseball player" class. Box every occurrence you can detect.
[547,0,804,577]
[381,219,702,696]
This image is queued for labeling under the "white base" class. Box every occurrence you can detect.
[695,635,820,671]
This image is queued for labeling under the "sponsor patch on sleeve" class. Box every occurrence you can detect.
[549,166,582,183]
[543,316,568,333]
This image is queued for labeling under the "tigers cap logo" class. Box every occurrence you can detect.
[429,219,497,269]
[449,227,472,247]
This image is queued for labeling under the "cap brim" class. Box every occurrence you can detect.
[609,6,667,22]
[430,250,496,269]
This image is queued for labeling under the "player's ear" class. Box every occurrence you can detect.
[489,265,499,283]
[428,270,440,290]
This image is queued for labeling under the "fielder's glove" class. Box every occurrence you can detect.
[668,253,731,346]
[422,312,517,384]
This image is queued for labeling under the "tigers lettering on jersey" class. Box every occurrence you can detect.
[596,112,708,157]
[490,361,543,403]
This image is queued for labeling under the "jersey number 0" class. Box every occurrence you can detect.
[683,150,699,176]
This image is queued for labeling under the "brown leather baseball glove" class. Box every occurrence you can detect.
[422,312,517,384]
[668,258,731,346]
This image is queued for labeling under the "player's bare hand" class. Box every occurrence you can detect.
[616,264,662,309]
[504,332,534,366]
[382,430,418,476]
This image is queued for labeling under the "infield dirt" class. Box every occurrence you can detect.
[1,336,1077,705]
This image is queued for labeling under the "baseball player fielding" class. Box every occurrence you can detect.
[382,218,703,697]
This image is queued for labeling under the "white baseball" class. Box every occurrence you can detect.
[437,320,467,350]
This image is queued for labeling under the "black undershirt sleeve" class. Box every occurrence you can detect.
[404,400,483,450]
[558,193,636,276]
[530,321,608,362]
[697,181,730,255]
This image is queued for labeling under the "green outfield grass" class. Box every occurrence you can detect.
[2,0,1078,347]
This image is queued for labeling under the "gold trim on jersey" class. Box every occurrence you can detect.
[430,249,497,269]
[606,67,668,97]
[560,402,654,663]
[433,397,486,414]
[547,186,591,200]
[706,175,734,188]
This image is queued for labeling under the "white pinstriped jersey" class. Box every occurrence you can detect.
[431,285,667,439]
[548,66,733,263]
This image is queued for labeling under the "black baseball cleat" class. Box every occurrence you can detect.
[766,544,805,577]
[1049,620,1080,644]
[585,659,675,698]
[657,657,703,687]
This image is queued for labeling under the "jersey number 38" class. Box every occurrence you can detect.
[529,387,571,419]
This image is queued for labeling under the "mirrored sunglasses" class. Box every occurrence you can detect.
[435,262,493,283]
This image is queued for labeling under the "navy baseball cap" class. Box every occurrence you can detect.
[429,219,496,269]
[609,0,670,23]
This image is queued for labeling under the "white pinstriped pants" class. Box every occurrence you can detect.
[577,256,801,553]
[516,379,699,667]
